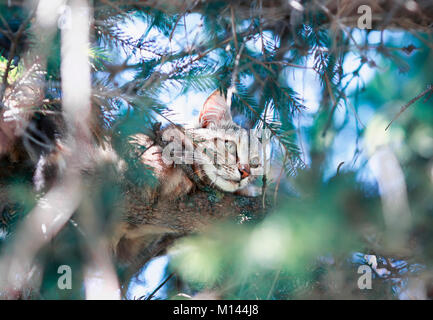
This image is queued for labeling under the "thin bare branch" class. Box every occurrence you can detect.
[385,84,433,131]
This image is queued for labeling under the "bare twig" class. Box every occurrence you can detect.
[0,8,35,102]
[273,152,288,206]
[0,13,13,35]
[336,161,345,176]
[230,5,238,52]
[385,85,433,131]
[146,272,175,300]
[227,42,246,108]
[266,267,281,299]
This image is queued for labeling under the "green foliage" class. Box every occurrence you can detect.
[1,0,433,300]
[0,54,22,84]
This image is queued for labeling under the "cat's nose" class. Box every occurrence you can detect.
[238,164,250,179]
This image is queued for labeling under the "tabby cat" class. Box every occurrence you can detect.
[129,90,266,199]
[24,89,266,269]
[112,90,267,267]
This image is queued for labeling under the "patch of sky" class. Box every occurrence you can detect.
[321,29,418,184]
[351,251,426,298]
[126,255,169,300]
[245,30,278,55]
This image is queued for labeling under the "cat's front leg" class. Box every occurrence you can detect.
[235,185,262,197]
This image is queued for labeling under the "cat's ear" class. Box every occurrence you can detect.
[198,90,232,128]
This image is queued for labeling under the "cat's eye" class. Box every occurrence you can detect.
[250,156,260,168]
[225,141,236,154]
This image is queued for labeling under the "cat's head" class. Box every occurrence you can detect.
[191,90,267,193]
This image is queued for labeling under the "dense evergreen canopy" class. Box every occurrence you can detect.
[0,0,433,299]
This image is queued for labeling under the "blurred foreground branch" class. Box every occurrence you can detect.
[0,0,120,299]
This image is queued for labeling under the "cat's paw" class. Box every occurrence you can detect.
[235,185,262,197]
